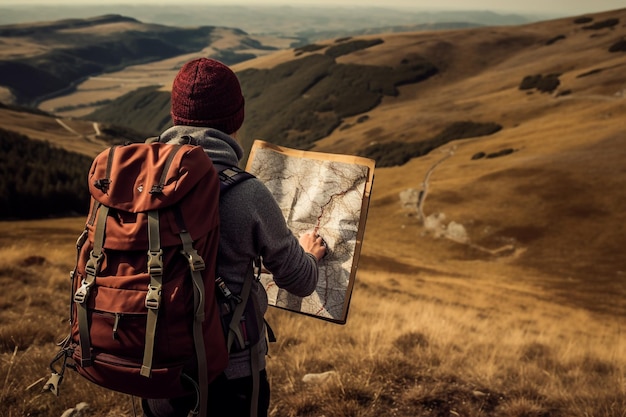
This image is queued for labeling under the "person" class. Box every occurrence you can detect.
[141,58,327,417]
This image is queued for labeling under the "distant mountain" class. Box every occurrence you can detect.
[0,5,548,36]
[0,14,276,106]
[0,7,554,109]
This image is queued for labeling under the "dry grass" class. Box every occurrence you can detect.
[0,219,624,417]
[2,7,626,416]
[264,265,626,417]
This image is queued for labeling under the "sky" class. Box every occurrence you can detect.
[3,0,625,16]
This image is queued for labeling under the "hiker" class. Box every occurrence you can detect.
[141,58,327,417]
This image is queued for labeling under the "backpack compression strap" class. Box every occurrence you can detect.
[179,228,209,417]
[73,203,109,367]
[142,144,183,377]
[141,210,164,378]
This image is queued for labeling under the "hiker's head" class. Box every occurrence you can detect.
[170,58,245,135]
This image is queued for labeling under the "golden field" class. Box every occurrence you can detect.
[1,7,626,416]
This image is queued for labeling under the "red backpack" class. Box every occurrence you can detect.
[45,141,253,417]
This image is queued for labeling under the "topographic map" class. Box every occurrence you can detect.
[246,140,375,324]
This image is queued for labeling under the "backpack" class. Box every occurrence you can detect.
[44,140,256,417]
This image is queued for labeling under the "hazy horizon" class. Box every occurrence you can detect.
[2,0,624,16]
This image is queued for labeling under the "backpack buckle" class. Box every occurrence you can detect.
[147,250,163,279]
[216,277,242,304]
[145,285,162,310]
[85,250,104,278]
[183,249,205,272]
[93,178,111,193]
[73,280,91,304]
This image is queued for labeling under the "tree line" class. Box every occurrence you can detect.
[0,128,92,219]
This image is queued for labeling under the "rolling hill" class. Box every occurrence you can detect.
[0,14,279,107]
[0,8,625,318]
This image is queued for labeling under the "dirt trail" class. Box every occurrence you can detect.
[55,118,105,146]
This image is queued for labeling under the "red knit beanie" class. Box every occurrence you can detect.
[170,58,245,134]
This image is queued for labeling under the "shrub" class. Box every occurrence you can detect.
[325,38,384,59]
[573,16,593,24]
[211,49,257,66]
[486,148,515,158]
[536,74,561,93]
[545,35,566,45]
[609,38,626,52]
[294,43,327,55]
[582,18,620,30]
[519,74,561,93]
[519,75,543,90]
[577,68,604,78]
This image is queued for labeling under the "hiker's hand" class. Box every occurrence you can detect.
[299,231,327,261]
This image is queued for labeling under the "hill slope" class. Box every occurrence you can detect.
[0,14,276,106]
[1,9,625,315]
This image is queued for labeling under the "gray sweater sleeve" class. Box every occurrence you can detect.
[219,177,319,297]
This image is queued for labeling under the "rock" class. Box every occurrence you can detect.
[399,188,419,209]
[60,402,88,417]
[302,370,338,385]
[445,221,469,243]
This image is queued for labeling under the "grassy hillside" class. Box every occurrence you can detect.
[1,7,624,305]
[0,8,625,416]
[0,14,275,106]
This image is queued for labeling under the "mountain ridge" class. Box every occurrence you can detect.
[0,14,277,106]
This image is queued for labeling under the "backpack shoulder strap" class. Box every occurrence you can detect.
[215,165,255,194]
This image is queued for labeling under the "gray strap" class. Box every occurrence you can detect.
[248,284,265,417]
[69,229,89,324]
[74,205,109,367]
[227,260,259,417]
[226,268,254,352]
[249,340,261,417]
[141,210,163,377]
[179,229,208,417]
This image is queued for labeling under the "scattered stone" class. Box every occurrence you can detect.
[486,148,515,158]
[399,188,420,209]
[424,213,446,237]
[302,370,338,385]
[446,221,469,243]
[60,402,88,417]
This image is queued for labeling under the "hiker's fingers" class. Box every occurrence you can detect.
[299,231,327,261]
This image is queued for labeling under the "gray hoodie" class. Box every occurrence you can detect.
[158,125,319,378]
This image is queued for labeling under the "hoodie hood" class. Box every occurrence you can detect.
[157,125,244,167]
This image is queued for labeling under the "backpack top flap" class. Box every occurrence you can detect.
[86,143,220,249]
[89,142,211,212]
